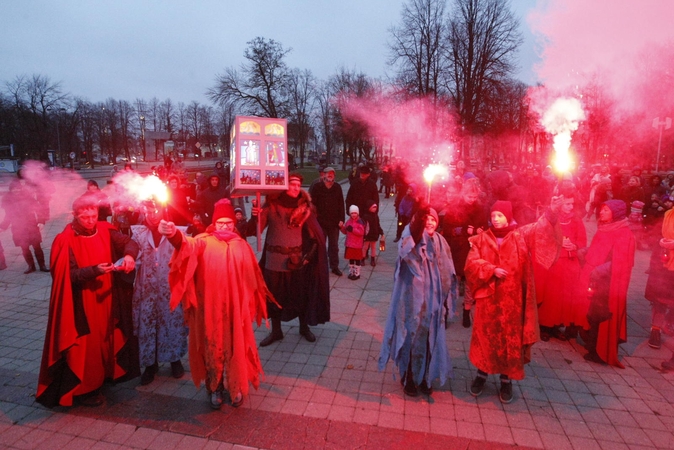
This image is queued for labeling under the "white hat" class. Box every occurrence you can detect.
[349,205,359,214]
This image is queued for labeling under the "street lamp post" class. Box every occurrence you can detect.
[653,117,672,173]
[140,115,146,163]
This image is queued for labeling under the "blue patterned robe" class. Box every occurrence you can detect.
[131,225,188,367]
[379,225,457,386]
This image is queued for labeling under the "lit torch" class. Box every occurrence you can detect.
[143,176,169,220]
[423,164,448,204]
[541,97,585,175]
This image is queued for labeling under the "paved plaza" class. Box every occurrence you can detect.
[1,171,674,449]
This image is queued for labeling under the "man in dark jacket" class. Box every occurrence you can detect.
[345,166,379,216]
[195,173,229,226]
[311,167,345,275]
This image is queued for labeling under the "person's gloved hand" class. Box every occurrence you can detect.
[409,206,430,244]
[346,225,353,232]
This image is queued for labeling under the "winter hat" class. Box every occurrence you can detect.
[349,205,359,215]
[428,207,439,224]
[360,166,371,174]
[602,199,627,222]
[491,200,513,224]
[213,199,236,222]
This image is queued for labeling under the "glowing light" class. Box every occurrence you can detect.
[541,97,585,174]
[112,172,169,205]
[423,164,447,184]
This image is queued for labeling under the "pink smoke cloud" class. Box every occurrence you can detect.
[528,0,674,112]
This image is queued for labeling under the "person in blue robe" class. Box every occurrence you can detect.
[379,206,457,396]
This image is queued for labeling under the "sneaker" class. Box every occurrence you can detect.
[462,309,471,328]
[470,375,486,397]
[648,328,661,349]
[499,381,513,404]
[210,391,223,409]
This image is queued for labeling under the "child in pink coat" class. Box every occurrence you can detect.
[340,205,367,280]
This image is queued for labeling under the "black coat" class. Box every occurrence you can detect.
[311,181,345,229]
[345,178,379,215]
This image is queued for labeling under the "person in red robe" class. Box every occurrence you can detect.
[465,198,561,404]
[535,184,587,341]
[159,199,276,409]
[36,193,140,408]
[578,200,635,368]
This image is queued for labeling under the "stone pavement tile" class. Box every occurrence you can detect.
[59,415,97,436]
[123,426,162,448]
[327,404,355,422]
[539,432,573,450]
[429,417,458,437]
[615,426,655,447]
[454,404,481,423]
[353,407,379,425]
[177,434,211,450]
[332,392,357,407]
[549,402,581,421]
[482,423,514,445]
[4,404,40,425]
[643,429,674,449]
[595,441,629,450]
[630,411,668,431]
[63,436,97,449]
[16,408,54,427]
[377,411,403,429]
[479,408,508,426]
[511,427,543,448]
[619,396,653,414]
[455,421,485,441]
[77,419,117,441]
[588,423,624,443]
[146,431,186,450]
[545,389,574,405]
[568,392,599,409]
[559,418,593,439]
[101,422,137,445]
[531,414,564,435]
[34,431,74,450]
[280,399,308,415]
[505,411,536,430]
[604,409,639,428]
[6,425,52,449]
[590,394,626,411]
[404,398,430,417]
[567,435,603,450]
[403,413,430,433]
[584,381,614,396]
[303,401,331,419]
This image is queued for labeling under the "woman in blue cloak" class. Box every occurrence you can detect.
[379,206,458,396]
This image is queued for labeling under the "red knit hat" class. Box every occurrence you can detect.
[491,200,513,223]
[213,199,236,222]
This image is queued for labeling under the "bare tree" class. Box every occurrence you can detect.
[388,0,448,99]
[287,69,316,168]
[315,81,338,165]
[209,37,291,118]
[446,0,522,141]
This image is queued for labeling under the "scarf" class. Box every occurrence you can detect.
[597,217,629,233]
[71,220,97,237]
[490,224,516,238]
[663,209,674,271]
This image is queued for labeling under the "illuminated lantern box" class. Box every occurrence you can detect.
[229,116,288,197]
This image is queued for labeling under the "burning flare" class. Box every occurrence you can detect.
[541,97,585,174]
[423,164,448,185]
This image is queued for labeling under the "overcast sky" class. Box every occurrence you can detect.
[0,0,540,106]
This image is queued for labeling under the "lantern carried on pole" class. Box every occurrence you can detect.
[229,116,289,251]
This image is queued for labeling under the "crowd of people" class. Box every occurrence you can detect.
[0,155,671,411]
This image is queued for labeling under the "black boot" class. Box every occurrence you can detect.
[260,318,283,347]
[462,309,471,328]
[299,319,316,343]
[22,247,36,274]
